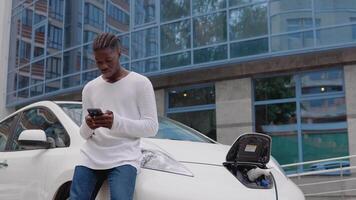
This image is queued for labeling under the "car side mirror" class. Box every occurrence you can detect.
[18,130,50,149]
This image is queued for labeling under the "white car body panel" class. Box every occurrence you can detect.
[0,101,305,200]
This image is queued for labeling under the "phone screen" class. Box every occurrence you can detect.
[87,108,103,117]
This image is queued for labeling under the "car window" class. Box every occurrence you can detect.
[0,116,17,152]
[59,103,214,143]
[9,107,70,151]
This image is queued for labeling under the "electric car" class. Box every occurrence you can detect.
[0,101,305,200]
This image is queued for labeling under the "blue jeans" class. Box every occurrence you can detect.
[70,165,137,200]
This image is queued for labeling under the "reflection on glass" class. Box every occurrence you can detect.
[107,1,130,33]
[122,63,130,70]
[49,0,64,21]
[7,72,17,93]
[131,58,158,73]
[229,3,267,41]
[160,20,191,54]
[255,103,297,127]
[230,37,268,58]
[118,34,130,59]
[302,131,349,164]
[30,84,44,97]
[84,31,98,43]
[64,0,83,48]
[18,88,29,99]
[20,6,33,66]
[271,31,313,51]
[161,52,191,70]
[46,54,62,80]
[314,0,356,28]
[132,28,158,59]
[254,75,295,101]
[301,69,343,95]
[301,97,348,162]
[82,70,100,84]
[34,0,47,25]
[255,103,298,165]
[168,109,216,140]
[34,26,46,58]
[63,74,80,89]
[48,0,64,54]
[6,93,17,104]
[31,60,45,85]
[48,23,63,53]
[135,0,155,25]
[84,1,104,30]
[193,44,227,64]
[269,0,312,34]
[230,0,265,7]
[83,44,96,70]
[11,107,69,150]
[46,79,61,93]
[193,0,225,15]
[316,25,356,47]
[271,14,313,35]
[18,65,30,89]
[9,13,21,70]
[63,48,81,75]
[168,86,215,108]
[301,98,346,124]
[193,12,227,47]
[19,41,31,66]
[160,0,190,22]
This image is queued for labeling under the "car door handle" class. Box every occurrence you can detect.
[0,161,8,168]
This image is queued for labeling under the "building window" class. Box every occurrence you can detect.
[134,0,155,26]
[48,24,63,50]
[84,3,104,30]
[107,2,130,28]
[351,17,356,40]
[49,0,64,21]
[166,85,216,140]
[254,68,348,172]
[46,56,62,80]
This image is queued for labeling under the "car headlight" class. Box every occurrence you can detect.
[141,149,194,177]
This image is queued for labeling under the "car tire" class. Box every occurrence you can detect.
[54,182,71,200]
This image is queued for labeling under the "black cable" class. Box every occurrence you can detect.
[270,172,278,200]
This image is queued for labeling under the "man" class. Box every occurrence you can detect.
[70,33,159,200]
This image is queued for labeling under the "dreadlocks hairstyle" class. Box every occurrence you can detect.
[92,32,120,52]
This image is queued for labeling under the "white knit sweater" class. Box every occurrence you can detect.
[79,71,158,171]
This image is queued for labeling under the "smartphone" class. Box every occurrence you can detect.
[87,108,103,117]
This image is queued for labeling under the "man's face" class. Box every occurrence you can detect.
[94,47,120,79]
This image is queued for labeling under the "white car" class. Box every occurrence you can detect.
[0,101,305,200]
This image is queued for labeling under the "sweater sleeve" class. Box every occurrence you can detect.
[110,79,159,138]
[79,86,94,139]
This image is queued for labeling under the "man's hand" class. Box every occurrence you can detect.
[85,110,114,130]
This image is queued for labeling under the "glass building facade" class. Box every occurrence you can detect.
[254,68,348,170]
[5,0,356,168]
[7,0,356,106]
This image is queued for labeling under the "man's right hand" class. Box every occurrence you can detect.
[85,115,101,130]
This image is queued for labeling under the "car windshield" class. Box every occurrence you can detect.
[59,103,213,143]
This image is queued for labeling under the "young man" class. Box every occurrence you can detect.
[70,33,159,200]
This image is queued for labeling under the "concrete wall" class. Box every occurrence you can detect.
[344,65,356,168]
[0,1,14,120]
[215,78,253,145]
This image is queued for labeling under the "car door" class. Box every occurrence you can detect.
[0,107,70,200]
[0,114,19,200]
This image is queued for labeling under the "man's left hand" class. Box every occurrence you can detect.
[92,110,114,129]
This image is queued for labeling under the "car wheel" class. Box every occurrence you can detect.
[54,182,71,200]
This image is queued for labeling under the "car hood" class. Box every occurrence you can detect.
[141,138,230,166]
